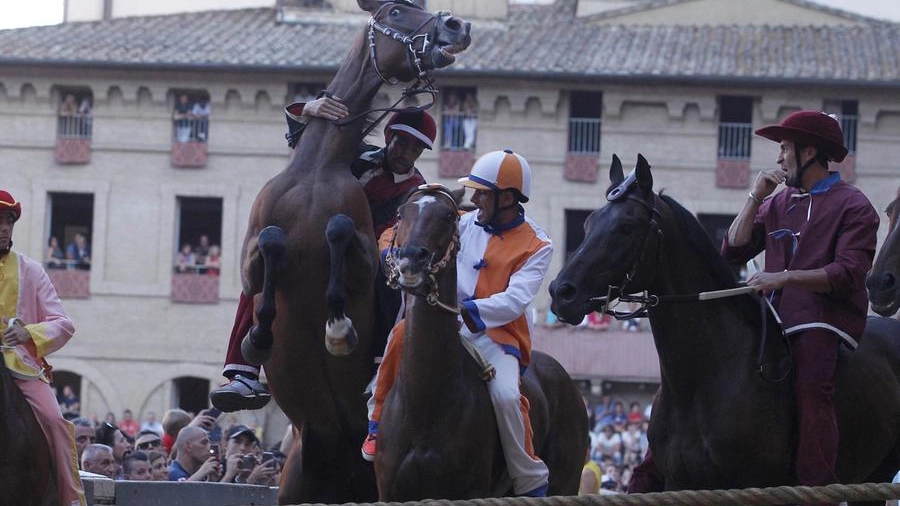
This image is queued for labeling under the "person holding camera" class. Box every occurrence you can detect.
[219,425,278,485]
[167,426,221,481]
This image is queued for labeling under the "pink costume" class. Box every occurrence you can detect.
[1,250,85,506]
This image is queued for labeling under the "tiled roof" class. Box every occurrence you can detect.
[0,0,898,85]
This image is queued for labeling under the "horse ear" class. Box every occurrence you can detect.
[357,0,381,14]
[635,153,653,190]
[451,187,466,205]
[610,154,624,185]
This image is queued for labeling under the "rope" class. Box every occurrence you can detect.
[291,482,900,506]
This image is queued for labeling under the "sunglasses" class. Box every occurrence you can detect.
[137,439,162,450]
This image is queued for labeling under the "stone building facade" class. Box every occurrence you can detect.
[1,0,898,441]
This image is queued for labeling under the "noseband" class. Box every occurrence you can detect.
[384,185,461,314]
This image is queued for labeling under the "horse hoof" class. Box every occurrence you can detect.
[241,329,272,365]
[258,226,286,256]
[325,316,358,356]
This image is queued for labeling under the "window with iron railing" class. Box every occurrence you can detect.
[839,115,858,155]
[717,122,752,160]
[441,87,477,151]
[57,91,93,140]
[568,118,602,154]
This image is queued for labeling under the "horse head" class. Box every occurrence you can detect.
[866,191,900,316]
[359,0,471,84]
[387,184,463,296]
[549,154,662,324]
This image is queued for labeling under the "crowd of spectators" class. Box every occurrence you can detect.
[64,405,285,486]
[174,234,221,275]
[582,395,652,494]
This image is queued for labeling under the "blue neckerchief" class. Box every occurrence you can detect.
[479,207,525,236]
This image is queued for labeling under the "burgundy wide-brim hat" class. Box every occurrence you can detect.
[0,190,21,221]
[755,110,848,162]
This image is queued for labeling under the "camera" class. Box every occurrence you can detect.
[239,454,257,469]
[209,444,220,459]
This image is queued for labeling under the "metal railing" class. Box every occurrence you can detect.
[57,115,92,140]
[568,117,602,154]
[718,122,752,159]
[172,118,210,143]
[441,110,477,150]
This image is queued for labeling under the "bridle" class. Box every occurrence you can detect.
[368,1,445,85]
[587,176,664,320]
[384,185,461,315]
[334,1,446,137]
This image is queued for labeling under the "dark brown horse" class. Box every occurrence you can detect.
[0,355,58,506]
[236,2,470,503]
[866,187,900,317]
[549,155,900,504]
[376,185,588,500]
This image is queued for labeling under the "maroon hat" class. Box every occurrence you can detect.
[755,111,848,163]
[0,191,21,221]
[384,110,436,150]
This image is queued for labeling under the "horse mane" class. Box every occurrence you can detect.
[658,192,737,290]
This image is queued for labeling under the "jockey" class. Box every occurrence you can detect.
[209,99,436,412]
[362,150,553,497]
[0,190,86,506]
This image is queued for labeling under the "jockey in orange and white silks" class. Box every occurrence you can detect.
[0,190,86,506]
[366,150,553,497]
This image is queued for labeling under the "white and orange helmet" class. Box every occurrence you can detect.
[457,149,532,202]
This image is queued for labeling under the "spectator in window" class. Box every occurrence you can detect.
[462,91,478,150]
[174,243,194,273]
[442,91,461,149]
[59,93,78,116]
[78,97,93,137]
[46,236,65,269]
[58,384,80,418]
[191,98,211,141]
[58,93,80,138]
[204,245,221,276]
[194,234,210,267]
[65,232,91,270]
[173,94,192,142]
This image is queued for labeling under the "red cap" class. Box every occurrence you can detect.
[755,111,848,162]
[0,191,21,222]
[384,110,436,150]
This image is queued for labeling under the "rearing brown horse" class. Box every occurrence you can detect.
[866,187,900,317]
[237,2,470,503]
[550,155,900,505]
[376,185,588,500]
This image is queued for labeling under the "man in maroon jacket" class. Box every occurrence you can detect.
[722,110,879,493]
[209,100,436,412]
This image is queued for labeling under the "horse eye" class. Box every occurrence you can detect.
[390,7,401,17]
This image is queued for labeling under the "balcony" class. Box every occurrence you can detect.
[564,118,602,183]
[55,115,92,165]
[171,266,219,303]
[46,263,90,299]
[171,118,208,168]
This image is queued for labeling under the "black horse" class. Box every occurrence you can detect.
[0,355,58,506]
[867,188,900,317]
[549,155,900,504]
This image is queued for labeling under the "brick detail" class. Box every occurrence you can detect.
[171,273,219,303]
[715,159,750,188]
[831,154,856,183]
[438,150,475,178]
[171,141,208,168]
[54,139,92,165]
[563,153,599,183]
[47,269,91,299]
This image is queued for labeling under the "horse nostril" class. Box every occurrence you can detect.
[555,282,577,303]
[867,272,896,291]
[444,18,461,31]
